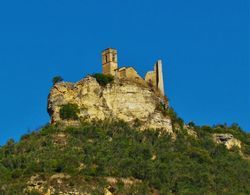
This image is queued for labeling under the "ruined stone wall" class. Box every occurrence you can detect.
[116,67,143,81]
[117,68,126,78]
[155,60,165,95]
[145,71,157,87]
[144,61,165,96]
[124,67,141,79]
[101,48,165,95]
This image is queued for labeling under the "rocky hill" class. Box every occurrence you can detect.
[47,76,172,132]
[0,75,250,194]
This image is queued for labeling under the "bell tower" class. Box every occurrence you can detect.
[102,48,118,76]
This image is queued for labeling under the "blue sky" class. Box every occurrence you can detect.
[0,0,249,145]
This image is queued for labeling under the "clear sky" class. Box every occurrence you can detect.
[0,0,249,145]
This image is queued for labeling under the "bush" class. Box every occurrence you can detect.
[59,103,80,120]
[52,76,63,85]
[92,73,114,86]
[156,104,184,128]
[156,102,168,116]
[188,121,196,127]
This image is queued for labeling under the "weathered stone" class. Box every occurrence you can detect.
[184,125,198,138]
[25,174,47,194]
[50,173,71,180]
[213,133,241,149]
[47,76,172,133]
[102,48,165,96]
[25,174,87,195]
[104,188,113,195]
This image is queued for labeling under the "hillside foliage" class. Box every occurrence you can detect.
[0,120,250,194]
[92,73,114,86]
[52,76,63,85]
[59,103,80,120]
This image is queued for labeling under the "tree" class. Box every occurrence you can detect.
[52,76,63,85]
[59,103,80,120]
[92,73,114,86]
[188,121,196,127]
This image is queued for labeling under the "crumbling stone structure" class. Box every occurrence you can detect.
[102,48,165,95]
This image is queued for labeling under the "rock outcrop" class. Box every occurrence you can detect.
[25,174,143,195]
[47,76,172,133]
[184,125,198,138]
[213,133,241,149]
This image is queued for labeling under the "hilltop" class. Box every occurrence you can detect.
[0,74,250,194]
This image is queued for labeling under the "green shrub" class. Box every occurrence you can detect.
[156,102,168,116]
[156,104,184,128]
[188,121,196,127]
[52,76,63,85]
[11,169,23,179]
[59,103,80,120]
[92,73,114,86]
[167,107,184,127]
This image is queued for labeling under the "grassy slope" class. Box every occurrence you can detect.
[0,120,250,194]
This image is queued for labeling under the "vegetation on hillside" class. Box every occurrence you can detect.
[156,103,184,128]
[0,120,250,194]
[59,103,80,120]
[92,73,114,86]
[52,76,63,85]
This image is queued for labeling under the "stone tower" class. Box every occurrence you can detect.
[102,48,118,76]
[145,60,165,96]
[155,60,165,96]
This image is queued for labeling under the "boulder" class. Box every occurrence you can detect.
[213,133,241,149]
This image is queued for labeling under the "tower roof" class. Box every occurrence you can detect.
[102,48,117,53]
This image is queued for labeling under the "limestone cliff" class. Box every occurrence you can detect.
[47,76,172,133]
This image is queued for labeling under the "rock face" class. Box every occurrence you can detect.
[213,133,241,149]
[184,125,198,138]
[25,174,142,195]
[47,76,172,133]
[25,174,86,194]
